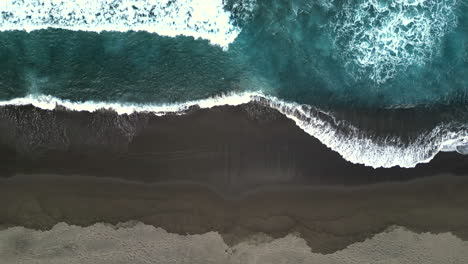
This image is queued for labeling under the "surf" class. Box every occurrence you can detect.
[0,0,244,49]
[1,92,468,168]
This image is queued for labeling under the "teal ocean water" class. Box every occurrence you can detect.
[0,0,467,167]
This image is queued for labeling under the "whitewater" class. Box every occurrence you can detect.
[0,0,243,49]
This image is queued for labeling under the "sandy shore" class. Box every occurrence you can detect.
[2,222,467,264]
[2,173,468,254]
[0,103,468,256]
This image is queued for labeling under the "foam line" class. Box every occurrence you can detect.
[0,92,467,168]
[0,92,259,115]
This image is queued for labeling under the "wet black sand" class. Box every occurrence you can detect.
[0,103,468,190]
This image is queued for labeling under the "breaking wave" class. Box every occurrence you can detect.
[1,92,468,168]
[0,0,243,49]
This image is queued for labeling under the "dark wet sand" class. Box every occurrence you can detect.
[0,103,468,254]
[1,103,468,192]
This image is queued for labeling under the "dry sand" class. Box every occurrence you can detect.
[1,174,468,254]
[1,222,467,264]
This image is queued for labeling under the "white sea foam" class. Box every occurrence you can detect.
[0,0,242,49]
[0,92,258,115]
[265,99,468,168]
[1,92,467,168]
[333,0,459,83]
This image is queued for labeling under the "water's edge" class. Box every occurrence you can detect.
[1,92,468,168]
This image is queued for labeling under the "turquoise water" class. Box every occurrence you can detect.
[0,0,466,108]
[235,0,468,108]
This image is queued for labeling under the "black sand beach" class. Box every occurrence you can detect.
[0,103,468,255]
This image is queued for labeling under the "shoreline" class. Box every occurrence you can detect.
[1,102,468,189]
[1,96,468,170]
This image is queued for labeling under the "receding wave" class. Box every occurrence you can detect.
[1,92,468,168]
[0,0,243,49]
